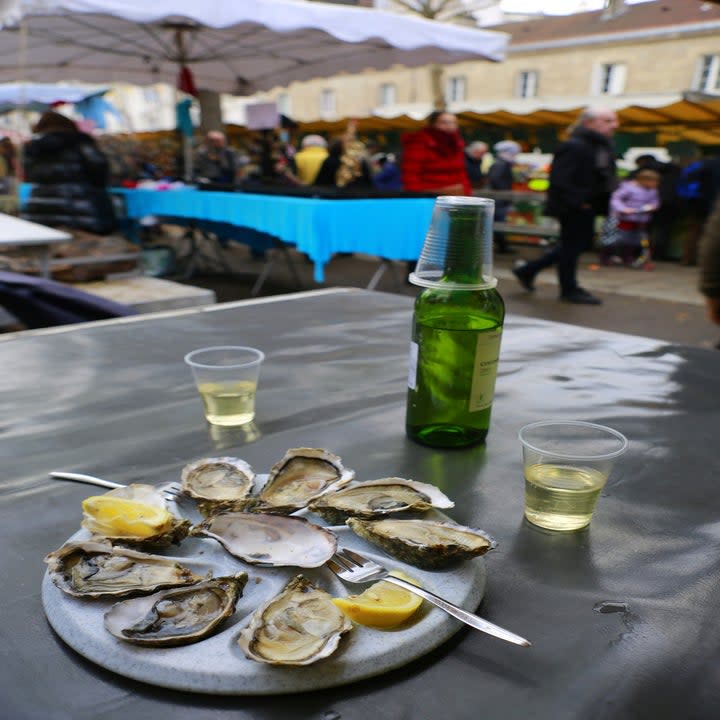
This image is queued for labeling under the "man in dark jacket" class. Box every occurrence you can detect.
[512,106,618,304]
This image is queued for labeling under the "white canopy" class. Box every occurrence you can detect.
[0,0,508,93]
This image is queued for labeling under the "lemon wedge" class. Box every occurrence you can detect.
[81,495,173,539]
[332,571,423,628]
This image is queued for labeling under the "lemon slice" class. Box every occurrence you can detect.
[81,495,173,538]
[332,571,423,628]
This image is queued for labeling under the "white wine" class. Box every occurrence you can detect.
[197,380,257,426]
[524,463,606,531]
[405,197,504,449]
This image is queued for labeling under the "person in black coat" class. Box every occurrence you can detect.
[22,111,116,235]
[512,107,618,305]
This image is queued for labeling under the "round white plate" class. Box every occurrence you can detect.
[42,476,487,696]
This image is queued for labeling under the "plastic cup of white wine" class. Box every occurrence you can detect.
[518,421,628,532]
[184,346,265,427]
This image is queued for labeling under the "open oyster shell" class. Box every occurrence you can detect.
[250,447,354,514]
[237,575,352,665]
[81,483,191,550]
[180,456,255,516]
[192,511,337,567]
[308,477,454,524]
[44,540,204,599]
[346,518,496,569]
[104,573,247,647]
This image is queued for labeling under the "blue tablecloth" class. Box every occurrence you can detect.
[19,185,436,282]
[117,188,435,282]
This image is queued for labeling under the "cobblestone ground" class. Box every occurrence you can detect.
[165,234,716,350]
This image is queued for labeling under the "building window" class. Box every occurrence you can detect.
[694,55,720,93]
[378,83,396,107]
[445,75,466,104]
[276,93,291,116]
[591,63,626,96]
[515,70,539,98]
[320,89,335,116]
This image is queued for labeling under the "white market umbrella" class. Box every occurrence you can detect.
[0,0,508,93]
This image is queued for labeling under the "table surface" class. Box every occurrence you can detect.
[0,211,71,246]
[2,288,719,720]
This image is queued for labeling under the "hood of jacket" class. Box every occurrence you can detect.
[24,131,92,159]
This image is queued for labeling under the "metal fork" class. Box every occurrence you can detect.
[327,547,531,647]
[48,471,184,504]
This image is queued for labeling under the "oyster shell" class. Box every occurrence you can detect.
[181,456,255,515]
[251,448,354,513]
[346,518,496,569]
[308,477,454,524]
[44,540,204,599]
[81,483,191,550]
[192,511,337,567]
[104,574,247,647]
[237,575,352,665]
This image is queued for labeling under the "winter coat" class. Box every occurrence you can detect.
[545,126,616,217]
[400,127,471,195]
[295,146,329,185]
[22,131,116,235]
[314,153,372,189]
[609,180,659,224]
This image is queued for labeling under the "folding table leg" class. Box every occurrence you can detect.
[367,260,390,290]
[273,238,303,291]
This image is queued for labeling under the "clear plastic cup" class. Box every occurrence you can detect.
[518,421,628,531]
[184,346,264,427]
[409,195,496,290]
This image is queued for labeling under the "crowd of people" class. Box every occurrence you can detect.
[6,107,720,326]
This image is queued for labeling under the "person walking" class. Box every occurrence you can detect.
[512,106,618,305]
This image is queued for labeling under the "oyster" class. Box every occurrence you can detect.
[181,456,255,515]
[81,483,191,550]
[104,574,247,647]
[346,518,496,569]
[251,448,354,513]
[192,511,337,567]
[44,540,204,599]
[237,575,352,665]
[308,477,454,524]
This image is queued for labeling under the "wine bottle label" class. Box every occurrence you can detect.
[468,330,502,412]
[407,341,418,390]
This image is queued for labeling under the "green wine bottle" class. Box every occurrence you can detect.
[406,197,504,448]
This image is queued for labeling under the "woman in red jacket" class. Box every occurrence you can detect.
[401,111,471,196]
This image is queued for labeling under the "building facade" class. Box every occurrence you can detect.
[227,1,720,150]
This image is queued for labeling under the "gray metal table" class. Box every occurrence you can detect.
[0,211,71,276]
[1,288,719,719]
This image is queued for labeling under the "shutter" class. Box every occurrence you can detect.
[590,64,602,95]
[527,71,538,98]
[609,64,627,95]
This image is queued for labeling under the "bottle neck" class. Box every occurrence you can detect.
[442,207,484,284]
